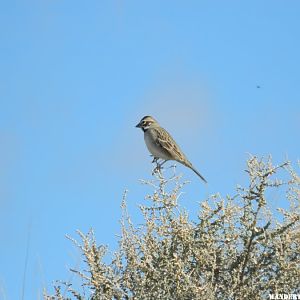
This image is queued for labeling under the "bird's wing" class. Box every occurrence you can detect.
[153,127,187,162]
[152,127,207,183]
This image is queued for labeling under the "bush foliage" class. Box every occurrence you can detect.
[46,156,300,300]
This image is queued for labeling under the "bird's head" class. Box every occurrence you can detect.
[135,116,158,131]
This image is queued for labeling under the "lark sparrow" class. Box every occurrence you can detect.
[136,116,207,183]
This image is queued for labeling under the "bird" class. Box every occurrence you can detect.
[135,115,207,183]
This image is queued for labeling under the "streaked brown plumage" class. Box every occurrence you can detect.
[136,116,207,183]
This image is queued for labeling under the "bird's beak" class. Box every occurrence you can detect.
[135,122,142,128]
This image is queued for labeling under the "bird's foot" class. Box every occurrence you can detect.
[152,157,159,164]
[152,160,167,175]
[152,164,162,175]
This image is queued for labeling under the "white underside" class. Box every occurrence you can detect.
[144,132,170,160]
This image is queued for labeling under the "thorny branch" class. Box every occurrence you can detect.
[46,156,300,300]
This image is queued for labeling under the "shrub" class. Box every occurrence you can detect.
[45,156,300,300]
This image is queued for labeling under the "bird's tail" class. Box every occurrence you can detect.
[183,160,207,183]
[191,166,207,183]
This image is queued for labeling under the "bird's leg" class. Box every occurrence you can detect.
[151,157,160,175]
[153,159,167,175]
[159,160,167,168]
[152,156,159,164]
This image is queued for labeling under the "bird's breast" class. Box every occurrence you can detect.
[144,131,170,160]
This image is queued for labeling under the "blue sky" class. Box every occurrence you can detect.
[1,1,299,298]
